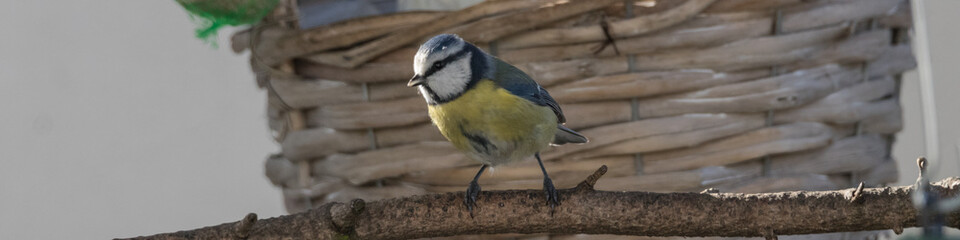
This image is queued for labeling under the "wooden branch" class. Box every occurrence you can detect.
[123,166,960,240]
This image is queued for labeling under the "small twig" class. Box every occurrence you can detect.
[330,199,365,233]
[575,165,608,191]
[761,228,778,240]
[234,213,257,239]
[915,157,929,209]
[919,157,928,174]
[850,182,866,204]
[893,224,904,235]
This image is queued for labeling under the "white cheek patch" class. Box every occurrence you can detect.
[426,55,472,100]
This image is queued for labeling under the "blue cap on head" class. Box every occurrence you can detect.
[418,34,463,57]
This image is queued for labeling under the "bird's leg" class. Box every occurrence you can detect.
[536,152,560,212]
[465,164,487,216]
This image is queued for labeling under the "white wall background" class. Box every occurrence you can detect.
[893,1,960,188]
[0,1,283,239]
[0,1,957,239]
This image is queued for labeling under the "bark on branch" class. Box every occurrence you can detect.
[122,166,960,240]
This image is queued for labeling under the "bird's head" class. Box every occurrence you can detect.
[409,34,488,104]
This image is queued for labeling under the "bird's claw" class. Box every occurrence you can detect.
[543,177,560,213]
[465,180,481,217]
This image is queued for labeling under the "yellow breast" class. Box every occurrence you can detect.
[427,80,557,165]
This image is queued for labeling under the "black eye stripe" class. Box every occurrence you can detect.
[429,62,444,72]
[423,48,470,78]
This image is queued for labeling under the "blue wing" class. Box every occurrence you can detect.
[491,58,566,123]
[491,58,588,144]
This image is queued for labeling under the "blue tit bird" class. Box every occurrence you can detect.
[407,34,588,213]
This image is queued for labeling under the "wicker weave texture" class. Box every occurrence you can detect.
[236,0,915,219]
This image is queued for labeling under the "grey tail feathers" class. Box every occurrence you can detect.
[552,125,588,145]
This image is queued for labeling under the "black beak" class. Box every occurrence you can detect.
[407,74,424,87]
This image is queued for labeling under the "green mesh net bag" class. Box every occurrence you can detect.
[177,0,280,46]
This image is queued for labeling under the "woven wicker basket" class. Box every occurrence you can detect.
[235,0,914,237]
